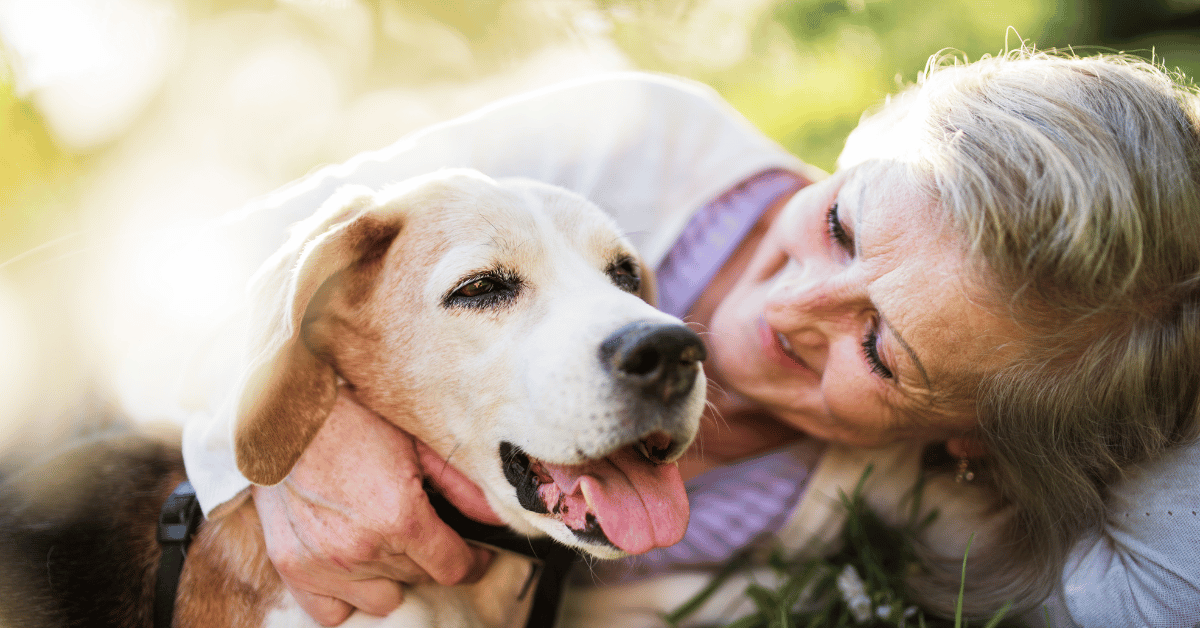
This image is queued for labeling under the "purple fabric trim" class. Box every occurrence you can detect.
[654,169,806,319]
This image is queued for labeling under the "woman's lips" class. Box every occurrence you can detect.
[758,318,810,372]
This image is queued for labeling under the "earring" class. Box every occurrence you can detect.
[955,458,975,483]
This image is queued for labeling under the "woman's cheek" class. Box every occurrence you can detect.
[817,358,891,444]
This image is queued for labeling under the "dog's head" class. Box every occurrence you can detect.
[233,169,706,557]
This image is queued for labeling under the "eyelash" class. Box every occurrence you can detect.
[827,202,893,379]
[861,330,894,379]
[825,203,852,249]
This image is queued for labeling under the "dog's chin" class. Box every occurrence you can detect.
[498,440,690,558]
[556,530,629,560]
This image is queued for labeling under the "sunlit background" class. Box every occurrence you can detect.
[2,0,1199,451]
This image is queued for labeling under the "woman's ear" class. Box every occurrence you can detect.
[233,186,402,486]
[946,435,987,459]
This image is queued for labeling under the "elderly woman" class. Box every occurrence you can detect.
[181,49,1200,626]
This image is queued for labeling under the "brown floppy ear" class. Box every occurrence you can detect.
[233,185,401,485]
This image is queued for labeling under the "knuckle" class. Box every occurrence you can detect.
[271,552,306,577]
[382,509,424,541]
[341,536,380,564]
[396,470,425,495]
[316,526,379,565]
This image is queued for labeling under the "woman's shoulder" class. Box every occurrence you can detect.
[1107,437,1200,514]
[1038,440,1200,626]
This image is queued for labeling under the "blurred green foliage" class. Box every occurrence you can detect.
[5,0,1200,261]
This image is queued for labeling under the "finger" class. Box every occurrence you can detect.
[416,440,504,526]
[287,585,355,627]
[373,553,436,584]
[464,545,495,584]
[330,577,406,618]
[401,496,493,586]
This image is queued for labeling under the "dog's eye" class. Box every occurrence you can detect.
[444,272,521,310]
[456,278,496,297]
[608,257,641,293]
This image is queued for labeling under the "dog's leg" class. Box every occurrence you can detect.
[174,502,286,627]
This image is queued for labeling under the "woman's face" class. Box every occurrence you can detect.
[706,164,1020,447]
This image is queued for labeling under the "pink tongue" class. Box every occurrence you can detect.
[542,447,689,555]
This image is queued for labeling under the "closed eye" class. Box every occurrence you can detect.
[861,326,894,379]
[826,203,852,251]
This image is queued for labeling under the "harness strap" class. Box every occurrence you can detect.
[152,480,571,627]
[155,480,203,628]
[425,484,579,627]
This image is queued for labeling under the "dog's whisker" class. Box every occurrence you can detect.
[430,441,466,486]
[704,400,730,433]
[441,441,464,467]
[578,553,604,585]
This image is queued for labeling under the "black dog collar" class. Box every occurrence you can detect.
[155,480,204,628]
[425,485,580,628]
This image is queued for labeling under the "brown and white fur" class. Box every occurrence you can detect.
[0,170,707,628]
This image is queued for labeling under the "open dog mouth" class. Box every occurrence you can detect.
[499,439,689,555]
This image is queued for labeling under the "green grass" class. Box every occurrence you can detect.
[664,467,1028,628]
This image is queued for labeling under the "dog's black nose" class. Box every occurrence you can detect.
[600,321,706,405]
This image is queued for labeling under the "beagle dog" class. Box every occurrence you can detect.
[0,170,707,628]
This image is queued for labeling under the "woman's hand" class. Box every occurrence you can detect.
[252,391,501,626]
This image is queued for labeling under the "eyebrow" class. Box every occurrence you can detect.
[880,314,932,390]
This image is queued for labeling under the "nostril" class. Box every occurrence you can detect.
[622,345,662,377]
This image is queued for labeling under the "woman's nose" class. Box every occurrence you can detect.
[763,258,870,338]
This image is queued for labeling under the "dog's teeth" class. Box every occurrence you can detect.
[581,483,595,511]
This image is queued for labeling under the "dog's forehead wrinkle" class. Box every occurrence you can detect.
[548,204,636,263]
[412,205,568,292]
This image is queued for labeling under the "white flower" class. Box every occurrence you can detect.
[836,564,866,598]
[836,565,873,624]
[876,604,892,619]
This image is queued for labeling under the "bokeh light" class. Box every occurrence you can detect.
[2,0,1199,444]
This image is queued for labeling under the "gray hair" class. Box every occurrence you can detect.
[842,49,1200,616]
